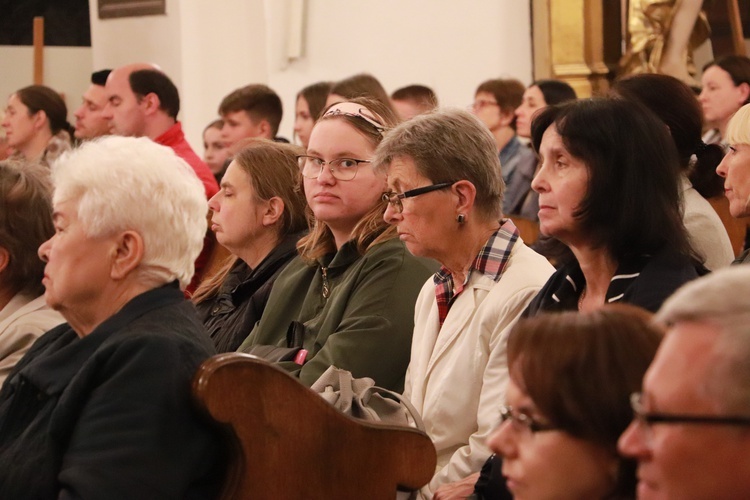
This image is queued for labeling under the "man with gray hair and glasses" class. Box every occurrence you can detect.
[619,266,750,499]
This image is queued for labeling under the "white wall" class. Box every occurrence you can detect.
[3,0,535,153]
[90,0,535,151]
[265,0,534,143]
[0,46,91,128]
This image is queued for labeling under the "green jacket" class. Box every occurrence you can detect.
[238,237,436,392]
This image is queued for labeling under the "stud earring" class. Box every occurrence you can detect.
[456,213,466,224]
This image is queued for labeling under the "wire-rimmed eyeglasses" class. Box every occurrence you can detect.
[297,155,371,181]
[381,182,454,213]
[630,392,750,428]
[496,405,558,434]
[470,99,500,111]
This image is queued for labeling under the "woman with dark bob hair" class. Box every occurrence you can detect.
[0,161,63,385]
[479,305,663,499]
[524,98,704,315]
[612,73,734,270]
[1,85,73,166]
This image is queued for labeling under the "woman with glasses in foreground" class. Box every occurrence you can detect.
[482,305,663,499]
[375,108,554,498]
[238,98,434,391]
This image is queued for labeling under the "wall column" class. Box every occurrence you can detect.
[532,0,616,97]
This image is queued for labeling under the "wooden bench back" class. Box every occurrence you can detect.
[193,353,437,500]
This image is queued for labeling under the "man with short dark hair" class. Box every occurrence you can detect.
[73,69,111,140]
[471,78,537,218]
[104,63,219,293]
[390,84,438,121]
[218,84,284,148]
[619,266,750,499]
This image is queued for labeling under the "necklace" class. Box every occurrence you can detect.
[578,286,587,311]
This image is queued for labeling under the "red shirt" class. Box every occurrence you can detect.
[155,122,219,199]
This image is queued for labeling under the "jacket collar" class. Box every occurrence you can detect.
[19,282,184,395]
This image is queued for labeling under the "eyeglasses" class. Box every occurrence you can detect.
[497,405,558,434]
[297,155,371,181]
[322,104,386,135]
[630,392,750,428]
[381,182,454,213]
[471,99,500,111]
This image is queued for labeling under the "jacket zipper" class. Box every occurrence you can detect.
[321,266,330,299]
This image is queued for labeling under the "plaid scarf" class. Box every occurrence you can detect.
[433,219,519,327]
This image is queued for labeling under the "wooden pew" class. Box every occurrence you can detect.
[193,353,437,500]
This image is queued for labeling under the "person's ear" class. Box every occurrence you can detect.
[110,231,145,280]
[499,108,515,127]
[262,197,285,227]
[32,110,49,131]
[258,120,272,139]
[141,93,161,115]
[737,82,750,105]
[452,180,477,220]
[0,247,9,275]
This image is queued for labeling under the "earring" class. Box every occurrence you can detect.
[456,213,466,224]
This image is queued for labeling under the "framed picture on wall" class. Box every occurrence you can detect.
[98,0,166,19]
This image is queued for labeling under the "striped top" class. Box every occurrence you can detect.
[523,248,704,316]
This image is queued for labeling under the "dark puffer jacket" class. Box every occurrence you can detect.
[196,233,302,352]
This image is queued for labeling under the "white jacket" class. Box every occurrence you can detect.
[404,242,554,498]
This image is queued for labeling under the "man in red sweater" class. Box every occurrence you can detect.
[103,63,219,294]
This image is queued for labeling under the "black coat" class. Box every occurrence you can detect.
[0,283,224,499]
[523,247,705,316]
[196,233,302,353]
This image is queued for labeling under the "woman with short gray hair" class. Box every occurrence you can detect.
[0,136,224,498]
[375,108,554,498]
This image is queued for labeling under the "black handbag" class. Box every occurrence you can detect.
[242,321,307,364]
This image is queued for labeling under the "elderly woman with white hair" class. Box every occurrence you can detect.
[375,108,555,499]
[0,137,224,498]
[717,103,750,264]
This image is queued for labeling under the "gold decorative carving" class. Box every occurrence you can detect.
[533,0,614,97]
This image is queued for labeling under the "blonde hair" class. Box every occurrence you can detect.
[297,97,400,263]
[724,103,750,146]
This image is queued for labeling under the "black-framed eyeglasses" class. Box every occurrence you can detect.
[630,392,750,427]
[381,182,454,213]
[497,405,558,434]
[297,155,371,181]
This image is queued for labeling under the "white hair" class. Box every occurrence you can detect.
[656,266,750,412]
[51,136,207,289]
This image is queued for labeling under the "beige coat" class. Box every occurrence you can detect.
[404,242,554,498]
[0,294,64,385]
